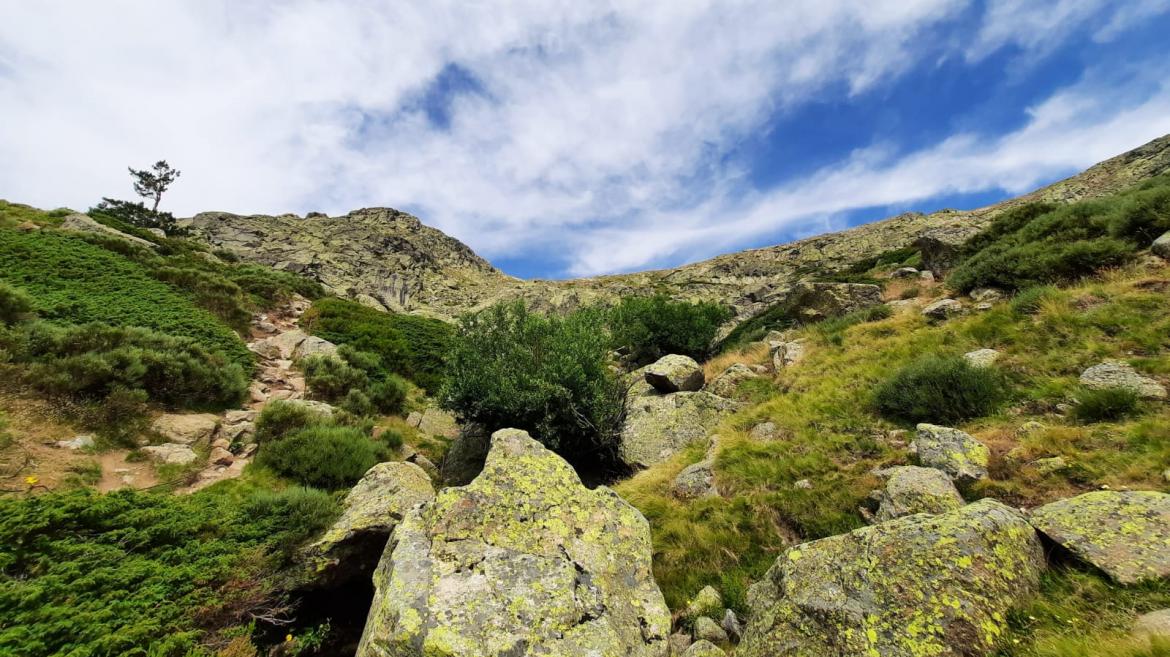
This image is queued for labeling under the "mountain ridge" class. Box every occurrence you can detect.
[181,133,1170,322]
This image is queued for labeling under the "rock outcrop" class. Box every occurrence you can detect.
[151,413,219,446]
[1152,231,1170,259]
[644,354,705,393]
[1029,490,1170,585]
[619,393,740,469]
[1079,360,1167,400]
[870,465,964,522]
[706,363,759,398]
[357,429,671,657]
[739,499,1044,657]
[306,462,434,587]
[60,213,157,249]
[913,423,990,484]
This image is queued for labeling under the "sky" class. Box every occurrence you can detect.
[2,2,1170,280]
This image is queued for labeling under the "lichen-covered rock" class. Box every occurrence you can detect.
[1153,231,1170,259]
[706,363,759,398]
[1029,491,1170,585]
[771,340,807,370]
[141,443,198,465]
[669,632,693,655]
[969,287,1004,303]
[750,422,778,440]
[1079,360,1167,400]
[292,335,338,360]
[721,609,742,643]
[671,460,717,500]
[619,392,741,469]
[60,213,157,249]
[414,407,460,439]
[644,355,705,393]
[306,462,434,587]
[151,413,219,445]
[683,639,724,657]
[684,585,723,622]
[357,428,671,657]
[963,348,1000,369]
[913,423,990,485]
[784,282,884,322]
[922,298,963,321]
[439,423,491,486]
[250,328,310,360]
[872,466,964,522]
[693,617,728,644]
[739,499,1044,657]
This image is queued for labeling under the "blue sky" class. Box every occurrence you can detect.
[3,2,1170,279]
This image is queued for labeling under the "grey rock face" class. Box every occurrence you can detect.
[141,443,198,465]
[771,339,807,370]
[619,392,741,469]
[721,609,742,643]
[1029,490,1170,585]
[439,423,491,486]
[922,298,964,321]
[693,617,728,644]
[644,354,705,393]
[963,348,1001,368]
[913,423,990,484]
[683,640,724,657]
[1079,360,1167,400]
[739,499,1044,657]
[1153,231,1170,259]
[671,460,717,500]
[357,429,671,657]
[871,465,964,522]
[60,213,157,249]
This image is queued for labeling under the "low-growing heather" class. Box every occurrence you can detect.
[1071,387,1142,424]
[256,425,390,490]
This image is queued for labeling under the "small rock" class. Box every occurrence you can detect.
[223,409,258,424]
[794,479,813,490]
[918,270,936,282]
[15,221,39,232]
[763,330,789,346]
[693,616,728,644]
[415,407,460,439]
[255,320,279,334]
[1017,421,1047,436]
[891,267,919,279]
[293,335,339,361]
[644,354,705,393]
[55,435,95,450]
[239,443,258,458]
[706,363,760,398]
[209,446,235,466]
[669,633,693,655]
[1134,609,1170,640]
[1080,360,1167,400]
[683,639,724,657]
[152,413,219,445]
[141,443,198,465]
[1153,231,1170,259]
[913,423,990,484]
[963,348,1000,368]
[1163,468,1170,483]
[922,298,963,320]
[672,460,718,500]
[974,302,994,311]
[405,411,423,427]
[721,609,742,643]
[685,585,723,621]
[618,392,741,469]
[871,465,964,522]
[211,437,231,449]
[970,287,1004,303]
[1033,456,1068,475]
[770,340,807,370]
[749,421,777,440]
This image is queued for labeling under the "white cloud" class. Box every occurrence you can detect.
[0,1,1166,277]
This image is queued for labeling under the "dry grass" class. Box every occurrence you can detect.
[703,341,771,380]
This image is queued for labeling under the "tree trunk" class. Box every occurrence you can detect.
[151,194,160,213]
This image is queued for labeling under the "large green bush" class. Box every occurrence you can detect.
[874,356,1008,424]
[301,298,452,391]
[253,400,331,444]
[1,321,248,410]
[300,345,410,415]
[0,487,339,657]
[256,425,390,489]
[949,176,1170,292]
[607,295,732,366]
[441,302,625,460]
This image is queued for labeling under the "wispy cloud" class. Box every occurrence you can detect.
[0,1,1166,278]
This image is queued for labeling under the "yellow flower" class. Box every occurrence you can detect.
[24,476,38,486]
[285,634,293,643]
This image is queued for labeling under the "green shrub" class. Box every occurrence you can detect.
[607,295,732,365]
[368,375,408,415]
[253,400,330,444]
[340,388,376,417]
[3,321,247,410]
[242,486,340,558]
[0,488,321,657]
[79,386,151,446]
[301,298,452,391]
[1072,387,1142,423]
[89,197,184,235]
[874,356,1008,424]
[256,425,389,489]
[441,302,624,460]
[300,347,409,416]
[1010,286,1063,316]
[0,282,33,325]
[301,353,370,400]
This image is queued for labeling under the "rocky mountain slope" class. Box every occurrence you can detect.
[184,134,1170,322]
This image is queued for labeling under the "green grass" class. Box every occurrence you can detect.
[0,228,252,368]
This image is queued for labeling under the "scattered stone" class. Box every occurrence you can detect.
[239,443,258,458]
[644,354,705,393]
[414,407,460,439]
[885,298,921,312]
[1033,456,1069,475]
[763,329,789,346]
[1134,609,1170,640]
[669,633,693,655]
[706,363,760,398]
[141,443,198,465]
[220,421,255,442]
[963,348,1001,368]
[223,409,258,424]
[922,298,964,320]
[210,437,231,450]
[891,267,919,279]
[974,302,994,311]
[684,585,723,621]
[250,329,309,360]
[771,339,807,370]
[1029,490,1170,585]
[151,413,219,445]
[918,270,936,282]
[405,410,423,427]
[55,435,95,450]
[1079,360,1167,400]
[292,335,338,360]
[683,639,724,657]
[307,462,434,587]
[871,465,964,522]
[1018,421,1047,436]
[619,392,740,469]
[208,447,234,466]
[1153,231,1170,259]
[16,221,39,232]
[793,479,812,490]
[356,429,671,656]
[739,499,1044,657]
[749,421,777,440]
[914,423,990,485]
[671,459,717,500]
[721,609,742,643]
[970,287,1004,303]
[693,617,728,644]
